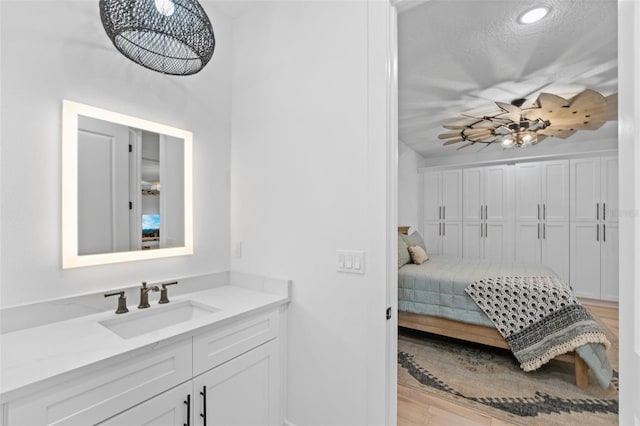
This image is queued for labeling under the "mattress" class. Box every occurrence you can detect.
[398,255,557,327]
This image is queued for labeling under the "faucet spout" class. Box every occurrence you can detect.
[138,282,159,309]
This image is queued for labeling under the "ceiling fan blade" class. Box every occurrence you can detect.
[495,102,522,122]
[438,132,462,139]
[456,142,475,150]
[533,93,570,112]
[532,134,548,145]
[568,89,608,110]
[442,124,495,130]
[442,137,465,145]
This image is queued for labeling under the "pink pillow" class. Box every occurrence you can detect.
[408,245,428,265]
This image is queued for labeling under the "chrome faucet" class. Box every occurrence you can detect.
[138,282,159,309]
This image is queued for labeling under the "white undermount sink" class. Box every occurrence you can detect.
[99,300,220,339]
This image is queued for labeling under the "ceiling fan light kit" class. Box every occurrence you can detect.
[518,6,550,24]
[439,89,617,150]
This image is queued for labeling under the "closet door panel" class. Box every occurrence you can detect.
[601,222,619,301]
[423,222,441,256]
[441,222,462,258]
[515,163,541,222]
[462,223,482,260]
[484,165,512,222]
[462,168,482,222]
[514,223,541,264]
[541,222,570,283]
[423,172,442,223]
[484,223,510,262]
[570,158,600,222]
[541,160,569,222]
[441,170,463,222]
[601,157,619,223]
[570,222,601,299]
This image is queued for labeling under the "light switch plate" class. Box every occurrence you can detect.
[336,250,365,274]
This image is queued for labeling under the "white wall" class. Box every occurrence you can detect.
[0,1,232,307]
[230,1,390,424]
[398,140,421,232]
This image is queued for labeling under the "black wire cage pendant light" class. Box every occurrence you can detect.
[99,0,215,76]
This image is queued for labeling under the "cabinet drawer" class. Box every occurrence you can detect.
[7,339,191,426]
[193,310,279,375]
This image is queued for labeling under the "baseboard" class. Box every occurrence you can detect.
[578,297,619,309]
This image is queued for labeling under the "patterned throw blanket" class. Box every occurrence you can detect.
[465,276,610,372]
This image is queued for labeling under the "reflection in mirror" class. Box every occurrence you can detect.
[63,100,193,268]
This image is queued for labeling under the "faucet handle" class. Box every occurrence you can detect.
[104,291,129,314]
[159,281,178,304]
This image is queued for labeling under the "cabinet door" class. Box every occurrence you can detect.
[441,170,463,222]
[193,340,281,426]
[423,171,441,222]
[570,222,602,299]
[515,163,541,222]
[541,160,569,222]
[484,165,512,222]
[423,222,441,255]
[514,222,541,264]
[601,222,619,301]
[98,382,191,426]
[541,222,570,283]
[484,222,512,262]
[441,222,462,258]
[462,168,482,222]
[601,157,618,223]
[462,222,482,260]
[570,158,600,222]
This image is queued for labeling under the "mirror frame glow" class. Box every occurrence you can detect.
[62,100,193,268]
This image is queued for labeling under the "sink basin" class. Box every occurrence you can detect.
[100,300,220,339]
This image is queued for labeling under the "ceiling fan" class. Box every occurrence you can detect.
[439,89,618,149]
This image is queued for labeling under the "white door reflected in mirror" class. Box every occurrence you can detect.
[63,100,193,268]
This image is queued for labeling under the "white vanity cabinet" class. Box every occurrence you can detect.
[5,308,284,426]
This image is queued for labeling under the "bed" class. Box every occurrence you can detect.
[397,228,613,389]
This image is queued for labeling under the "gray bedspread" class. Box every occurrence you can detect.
[398,256,613,388]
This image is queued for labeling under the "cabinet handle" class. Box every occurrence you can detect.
[538,223,540,240]
[597,224,599,241]
[538,204,540,220]
[200,386,207,426]
[485,205,488,220]
[439,222,442,236]
[603,203,606,221]
[543,223,545,240]
[184,394,191,426]
[604,224,606,242]
[480,205,483,220]
[597,203,599,220]
[480,222,483,238]
[443,206,446,220]
[443,222,446,236]
[543,204,546,220]
[485,223,488,238]
[439,206,442,220]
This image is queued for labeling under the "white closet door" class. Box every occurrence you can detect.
[462,168,482,222]
[570,222,602,298]
[570,158,601,222]
[515,163,541,222]
[541,160,569,222]
[462,222,482,259]
[423,222,442,255]
[484,222,510,261]
[514,222,541,264]
[423,171,442,223]
[484,165,512,222]
[600,222,619,301]
[601,157,619,223]
[541,222,570,283]
[441,170,463,222]
[441,222,462,258]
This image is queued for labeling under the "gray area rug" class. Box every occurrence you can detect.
[398,327,618,425]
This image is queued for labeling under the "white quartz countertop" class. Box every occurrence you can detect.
[1,285,288,400]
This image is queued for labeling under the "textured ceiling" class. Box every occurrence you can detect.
[398,0,618,158]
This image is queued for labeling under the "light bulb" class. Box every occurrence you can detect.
[522,133,533,144]
[501,136,513,148]
[155,0,175,16]
[518,7,549,24]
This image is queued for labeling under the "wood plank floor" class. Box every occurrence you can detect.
[397,303,618,426]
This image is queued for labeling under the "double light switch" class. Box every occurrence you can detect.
[337,250,365,274]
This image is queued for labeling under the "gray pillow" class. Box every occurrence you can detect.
[398,233,411,268]
[402,231,426,252]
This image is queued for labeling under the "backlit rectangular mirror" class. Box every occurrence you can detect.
[62,100,193,268]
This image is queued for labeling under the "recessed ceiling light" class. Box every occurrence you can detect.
[518,7,549,24]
